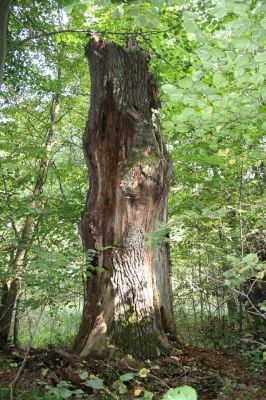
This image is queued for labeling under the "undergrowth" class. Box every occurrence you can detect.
[18,307,81,349]
[175,313,266,374]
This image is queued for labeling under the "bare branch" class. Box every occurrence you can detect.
[15,24,181,47]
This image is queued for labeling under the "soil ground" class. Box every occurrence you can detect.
[0,341,265,399]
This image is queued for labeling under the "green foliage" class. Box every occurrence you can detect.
[224,253,266,288]
[83,377,104,390]
[39,380,86,399]
[162,386,197,400]
[119,372,135,381]
[0,0,265,391]
[0,388,47,400]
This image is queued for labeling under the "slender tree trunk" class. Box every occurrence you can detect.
[191,264,197,328]
[73,38,175,360]
[13,291,21,348]
[0,96,60,345]
[0,0,12,86]
[198,257,204,329]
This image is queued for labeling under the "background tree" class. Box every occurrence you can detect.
[0,0,12,85]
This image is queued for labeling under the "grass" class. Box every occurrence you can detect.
[18,306,82,349]
[0,388,45,400]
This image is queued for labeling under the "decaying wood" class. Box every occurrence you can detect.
[73,38,175,359]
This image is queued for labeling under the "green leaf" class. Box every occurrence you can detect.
[260,17,266,29]
[63,1,80,14]
[161,84,178,95]
[179,78,193,89]
[254,52,266,63]
[143,391,154,399]
[135,15,147,27]
[161,85,184,102]
[233,38,257,51]
[127,7,140,17]
[234,53,251,67]
[119,372,135,382]
[213,72,228,88]
[162,386,197,400]
[94,0,111,5]
[211,6,228,19]
[72,389,85,398]
[60,388,73,399]
[84,378,104,390]
[79,371,89,380]
[242,253,259,266]
[113,380,127,394]
[196,46,211,61]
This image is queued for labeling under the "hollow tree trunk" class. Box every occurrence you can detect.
[0,96,60,346]
[73,38,175,359]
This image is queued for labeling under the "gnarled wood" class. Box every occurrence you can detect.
[73,38,175,359]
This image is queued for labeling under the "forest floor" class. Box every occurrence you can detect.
[0,340,265,400]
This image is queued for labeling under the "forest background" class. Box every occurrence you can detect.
[0,0,265,399]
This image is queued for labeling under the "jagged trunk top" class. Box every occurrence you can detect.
[73,38,174,359]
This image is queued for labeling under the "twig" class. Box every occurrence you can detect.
[209,276,266,321]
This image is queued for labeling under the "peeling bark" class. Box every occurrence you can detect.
[73,39,175,359]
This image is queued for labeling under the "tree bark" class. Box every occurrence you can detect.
[0,96,60,345]
[0,0,12,86]
[13,291,21,348]
[73,38,175,359]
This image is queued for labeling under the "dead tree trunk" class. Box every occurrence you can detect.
[73,38,175,359]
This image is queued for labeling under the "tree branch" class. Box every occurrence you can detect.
[15,24,181,47]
